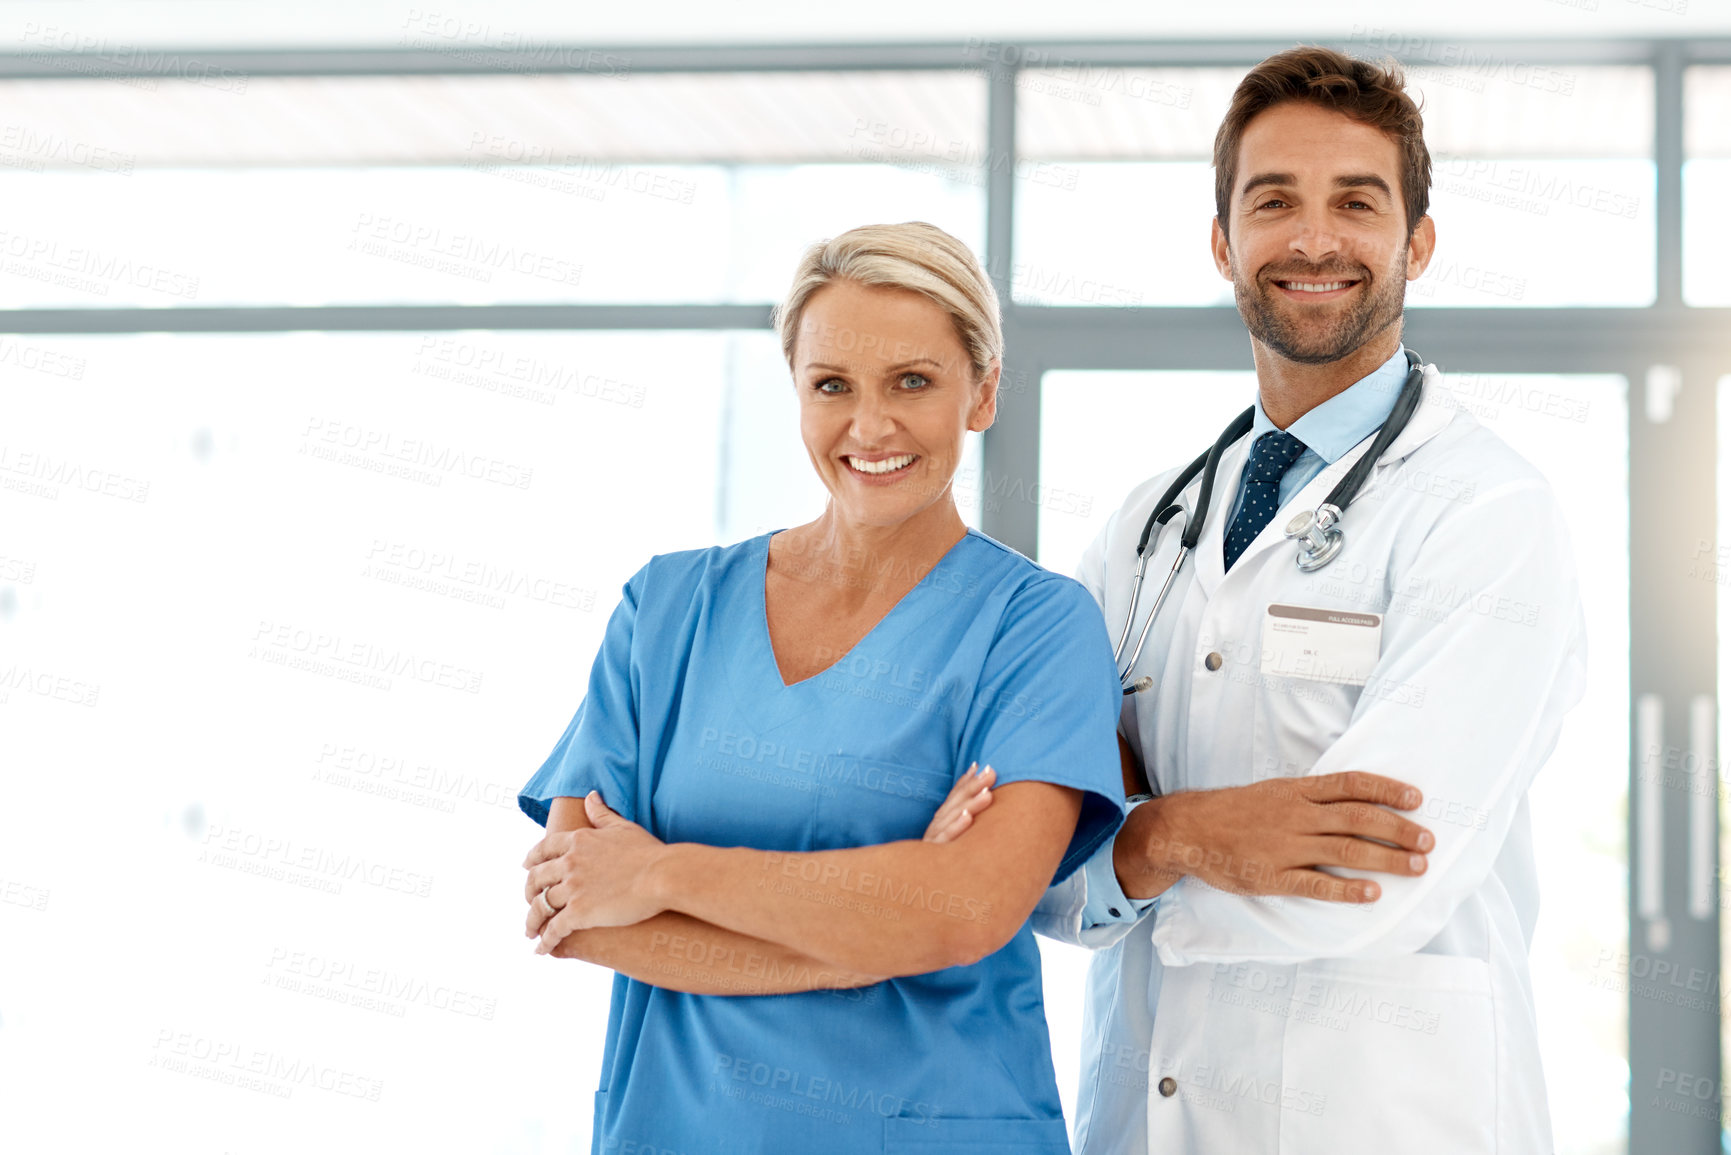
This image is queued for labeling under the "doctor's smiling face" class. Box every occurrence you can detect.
[1211,100,1437,367]
[791,278,998,531]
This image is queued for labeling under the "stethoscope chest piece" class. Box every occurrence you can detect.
[1284,502,1345,572]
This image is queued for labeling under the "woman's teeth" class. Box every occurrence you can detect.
[846,454,916,474]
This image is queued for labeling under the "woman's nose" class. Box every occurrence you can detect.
[848,395,896,442]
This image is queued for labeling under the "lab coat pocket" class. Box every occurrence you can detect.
[1250,671,1358,784]
[882,1115,1070,1153]
[1277,954,1496,1155]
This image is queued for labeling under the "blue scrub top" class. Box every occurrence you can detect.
[520,528,1125,1155]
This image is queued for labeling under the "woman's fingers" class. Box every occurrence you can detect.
[524,858,563,902]
[928,804,979,845]
[922,764,995,843]
[536,902,583,955]
[521,830,573,870]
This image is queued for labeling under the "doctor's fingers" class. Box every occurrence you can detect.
[1296,771,1423,811]
[1303,834,1428,880]
[1309,799,1434,854]
[1278,868,1384,904]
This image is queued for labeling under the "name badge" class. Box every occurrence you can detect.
[1260,603,1382,686]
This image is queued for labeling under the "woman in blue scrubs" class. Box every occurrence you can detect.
[518,222,1125,1155]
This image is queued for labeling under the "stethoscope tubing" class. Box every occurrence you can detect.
[1111,350,1426,694]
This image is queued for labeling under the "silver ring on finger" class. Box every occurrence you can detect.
[537,888,558,917]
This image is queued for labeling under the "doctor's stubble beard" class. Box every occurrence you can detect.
[1230,248,1408,366]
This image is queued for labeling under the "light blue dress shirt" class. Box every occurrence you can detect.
[1074,345,1409,929]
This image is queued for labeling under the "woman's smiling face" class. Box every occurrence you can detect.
[791,279,997,530]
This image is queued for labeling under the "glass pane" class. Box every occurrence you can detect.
[0,72,987,165]
[1019,64,1651,162]
[1036,370,1255,572]
[1467,374,1630,1155]
[1,327,980,1154]
[1416,160,1654,307]
[0,71,987,307]
[1684,68,1731,306]
[1016,65,1653,308]
[0,163,985,307]
[1035,368,1630,1155]
[1716,375,1731,1151]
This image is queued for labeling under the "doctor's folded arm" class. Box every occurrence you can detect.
[1031,46,1589,1155]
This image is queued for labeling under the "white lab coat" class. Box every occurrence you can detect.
[1035,365,1588,1155]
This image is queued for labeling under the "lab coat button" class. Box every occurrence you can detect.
[1158,1076,1178,1097]
[1204,652,1223,671]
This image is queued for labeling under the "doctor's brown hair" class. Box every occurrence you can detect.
[1213,46,1432,240]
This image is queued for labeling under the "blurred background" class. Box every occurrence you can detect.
[1,1,1729,1152]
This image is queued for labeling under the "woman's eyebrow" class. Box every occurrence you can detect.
[806,358,946,373]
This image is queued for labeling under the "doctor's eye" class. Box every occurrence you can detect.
[1254,198,1289,211]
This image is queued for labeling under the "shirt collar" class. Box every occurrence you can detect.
[1248,345,1408,464]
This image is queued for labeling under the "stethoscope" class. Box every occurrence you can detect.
[1113,348,1427,695]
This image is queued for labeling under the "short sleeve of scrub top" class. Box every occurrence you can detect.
[518,529,1125,1155]
[518,562,646,827]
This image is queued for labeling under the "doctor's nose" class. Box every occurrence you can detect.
[1287,213,1343,262]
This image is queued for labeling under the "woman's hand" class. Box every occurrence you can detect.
[523,792,670,953]
[921,763,995,843]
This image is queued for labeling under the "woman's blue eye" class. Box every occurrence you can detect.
[815,378,846,394]
[901,373,931,390]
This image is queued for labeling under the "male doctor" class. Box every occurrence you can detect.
[1032,47,1588,1154]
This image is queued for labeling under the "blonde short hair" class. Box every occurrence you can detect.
[772,222,1003,384]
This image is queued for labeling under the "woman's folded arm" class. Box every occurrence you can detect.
[533,797,884,995]
[529,780,1083,977]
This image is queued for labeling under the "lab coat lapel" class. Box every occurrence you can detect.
[1216,365,1457,578]
[1190,433,1251,598]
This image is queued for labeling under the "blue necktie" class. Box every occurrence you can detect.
[1224,430,1307,571]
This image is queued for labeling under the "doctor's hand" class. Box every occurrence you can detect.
[1114,772,1434,903]
[522,792,670,953]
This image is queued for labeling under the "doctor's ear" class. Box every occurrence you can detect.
[1210,218,1233,281]
[1405,215,1437,281]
